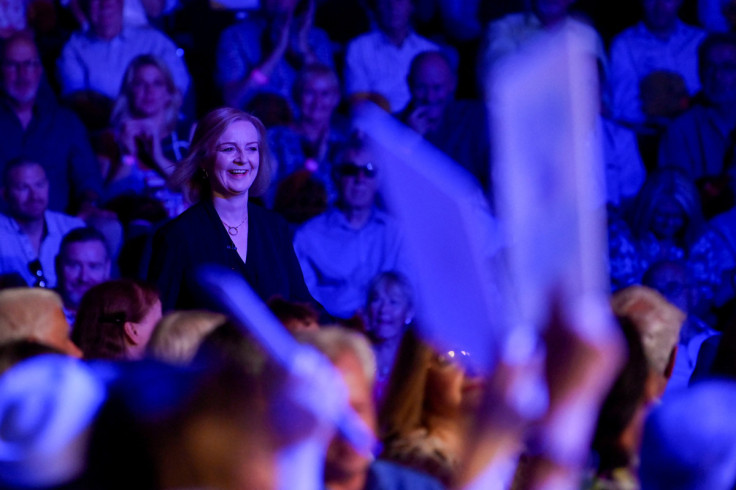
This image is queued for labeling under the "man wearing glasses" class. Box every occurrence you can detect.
[0,31,101,214]
[293,142,403,320]
[0,159,84,288]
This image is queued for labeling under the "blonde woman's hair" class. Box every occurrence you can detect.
[169,107,274,203]
[147,310,226,365]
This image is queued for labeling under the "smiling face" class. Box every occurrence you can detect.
[208,120,261,200]
[58,240,111,309]
[425,349,484,417]
[367,280,412,342]
[130,64,172,118]
[298,72,340,125]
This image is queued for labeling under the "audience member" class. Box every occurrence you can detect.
[363,270,413,394]
[146,310,226,365]
[216,0,334,112]
[71,279,161,360]
[611,285,685,399]
[105,54,191,216]
[268,295,321,333]
[690,203,736,314]
[149,107,316,312]
[55,227,112,325]
[642,260,717,390]
[0,159,84,288]
[298,327,444,490]
[267,63,350,205]
[272,169,329,224]
[397,50,491,193]
[0,32,102,213]
[379,330,483,486]
[608,0,706,127]
[608,169,705,290]
[57,0,190,100]
[640,380,736,490]
[0,354,105,488]
[659,33,736,189]
[478,0,606,89]
[344,0,439,112]
[293,142,403,319]
[0,288,82,356]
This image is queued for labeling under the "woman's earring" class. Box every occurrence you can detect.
[201,167,209,179]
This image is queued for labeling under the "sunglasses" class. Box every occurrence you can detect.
[336,162,377,178]
[27,259,48,288]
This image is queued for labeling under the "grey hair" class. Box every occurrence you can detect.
[611,286,685,376]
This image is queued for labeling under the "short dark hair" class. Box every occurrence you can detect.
[59,227,110,261]
[2,157,45,188]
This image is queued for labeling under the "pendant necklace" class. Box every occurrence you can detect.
[221,213,247,236]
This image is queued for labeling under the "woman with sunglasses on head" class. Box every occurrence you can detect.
[147,107,317,312]
[378,329,484,486]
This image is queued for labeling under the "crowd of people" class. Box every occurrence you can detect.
[2,0,736,488]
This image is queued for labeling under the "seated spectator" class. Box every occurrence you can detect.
[267,63,350,205]
[363,270,413,394]
[608,169,705,290]
[272,169,329,224]
[689,204,736,314]
[146,310,226,365]
[344,0,439,112]
[55,227,112,325]
[611,285,685,400]
[659,33,736,200]
[0,288,82,356]
[293,142,403,319]
[216,0,334,113]
[0,32,102,214]
[298,327,444,490]
[378,330,482,486]
[71,279,161,360]
[643,260,717,391]
[608,0,705,127]
[105,54,192,216]
[478,0,606,89]
[57,0,190,101]
[0,159,84,288]
[397,50,491,193]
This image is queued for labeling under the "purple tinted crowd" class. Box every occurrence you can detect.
[2,0,736,489]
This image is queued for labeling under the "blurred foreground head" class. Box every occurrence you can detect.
[297,327,377,486]
[0,354,105,488]
[0,288,82,357]
[640,380,736,490]
[87,355,283,490]
[611,286,684,398]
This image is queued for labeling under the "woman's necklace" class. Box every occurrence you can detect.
[221,214,247,236]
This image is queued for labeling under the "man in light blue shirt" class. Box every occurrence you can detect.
[0,159,84,287]
[294,143,403,320]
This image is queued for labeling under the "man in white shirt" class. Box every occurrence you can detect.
[344,0,438,112]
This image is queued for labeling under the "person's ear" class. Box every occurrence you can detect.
[124,321,140,345]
